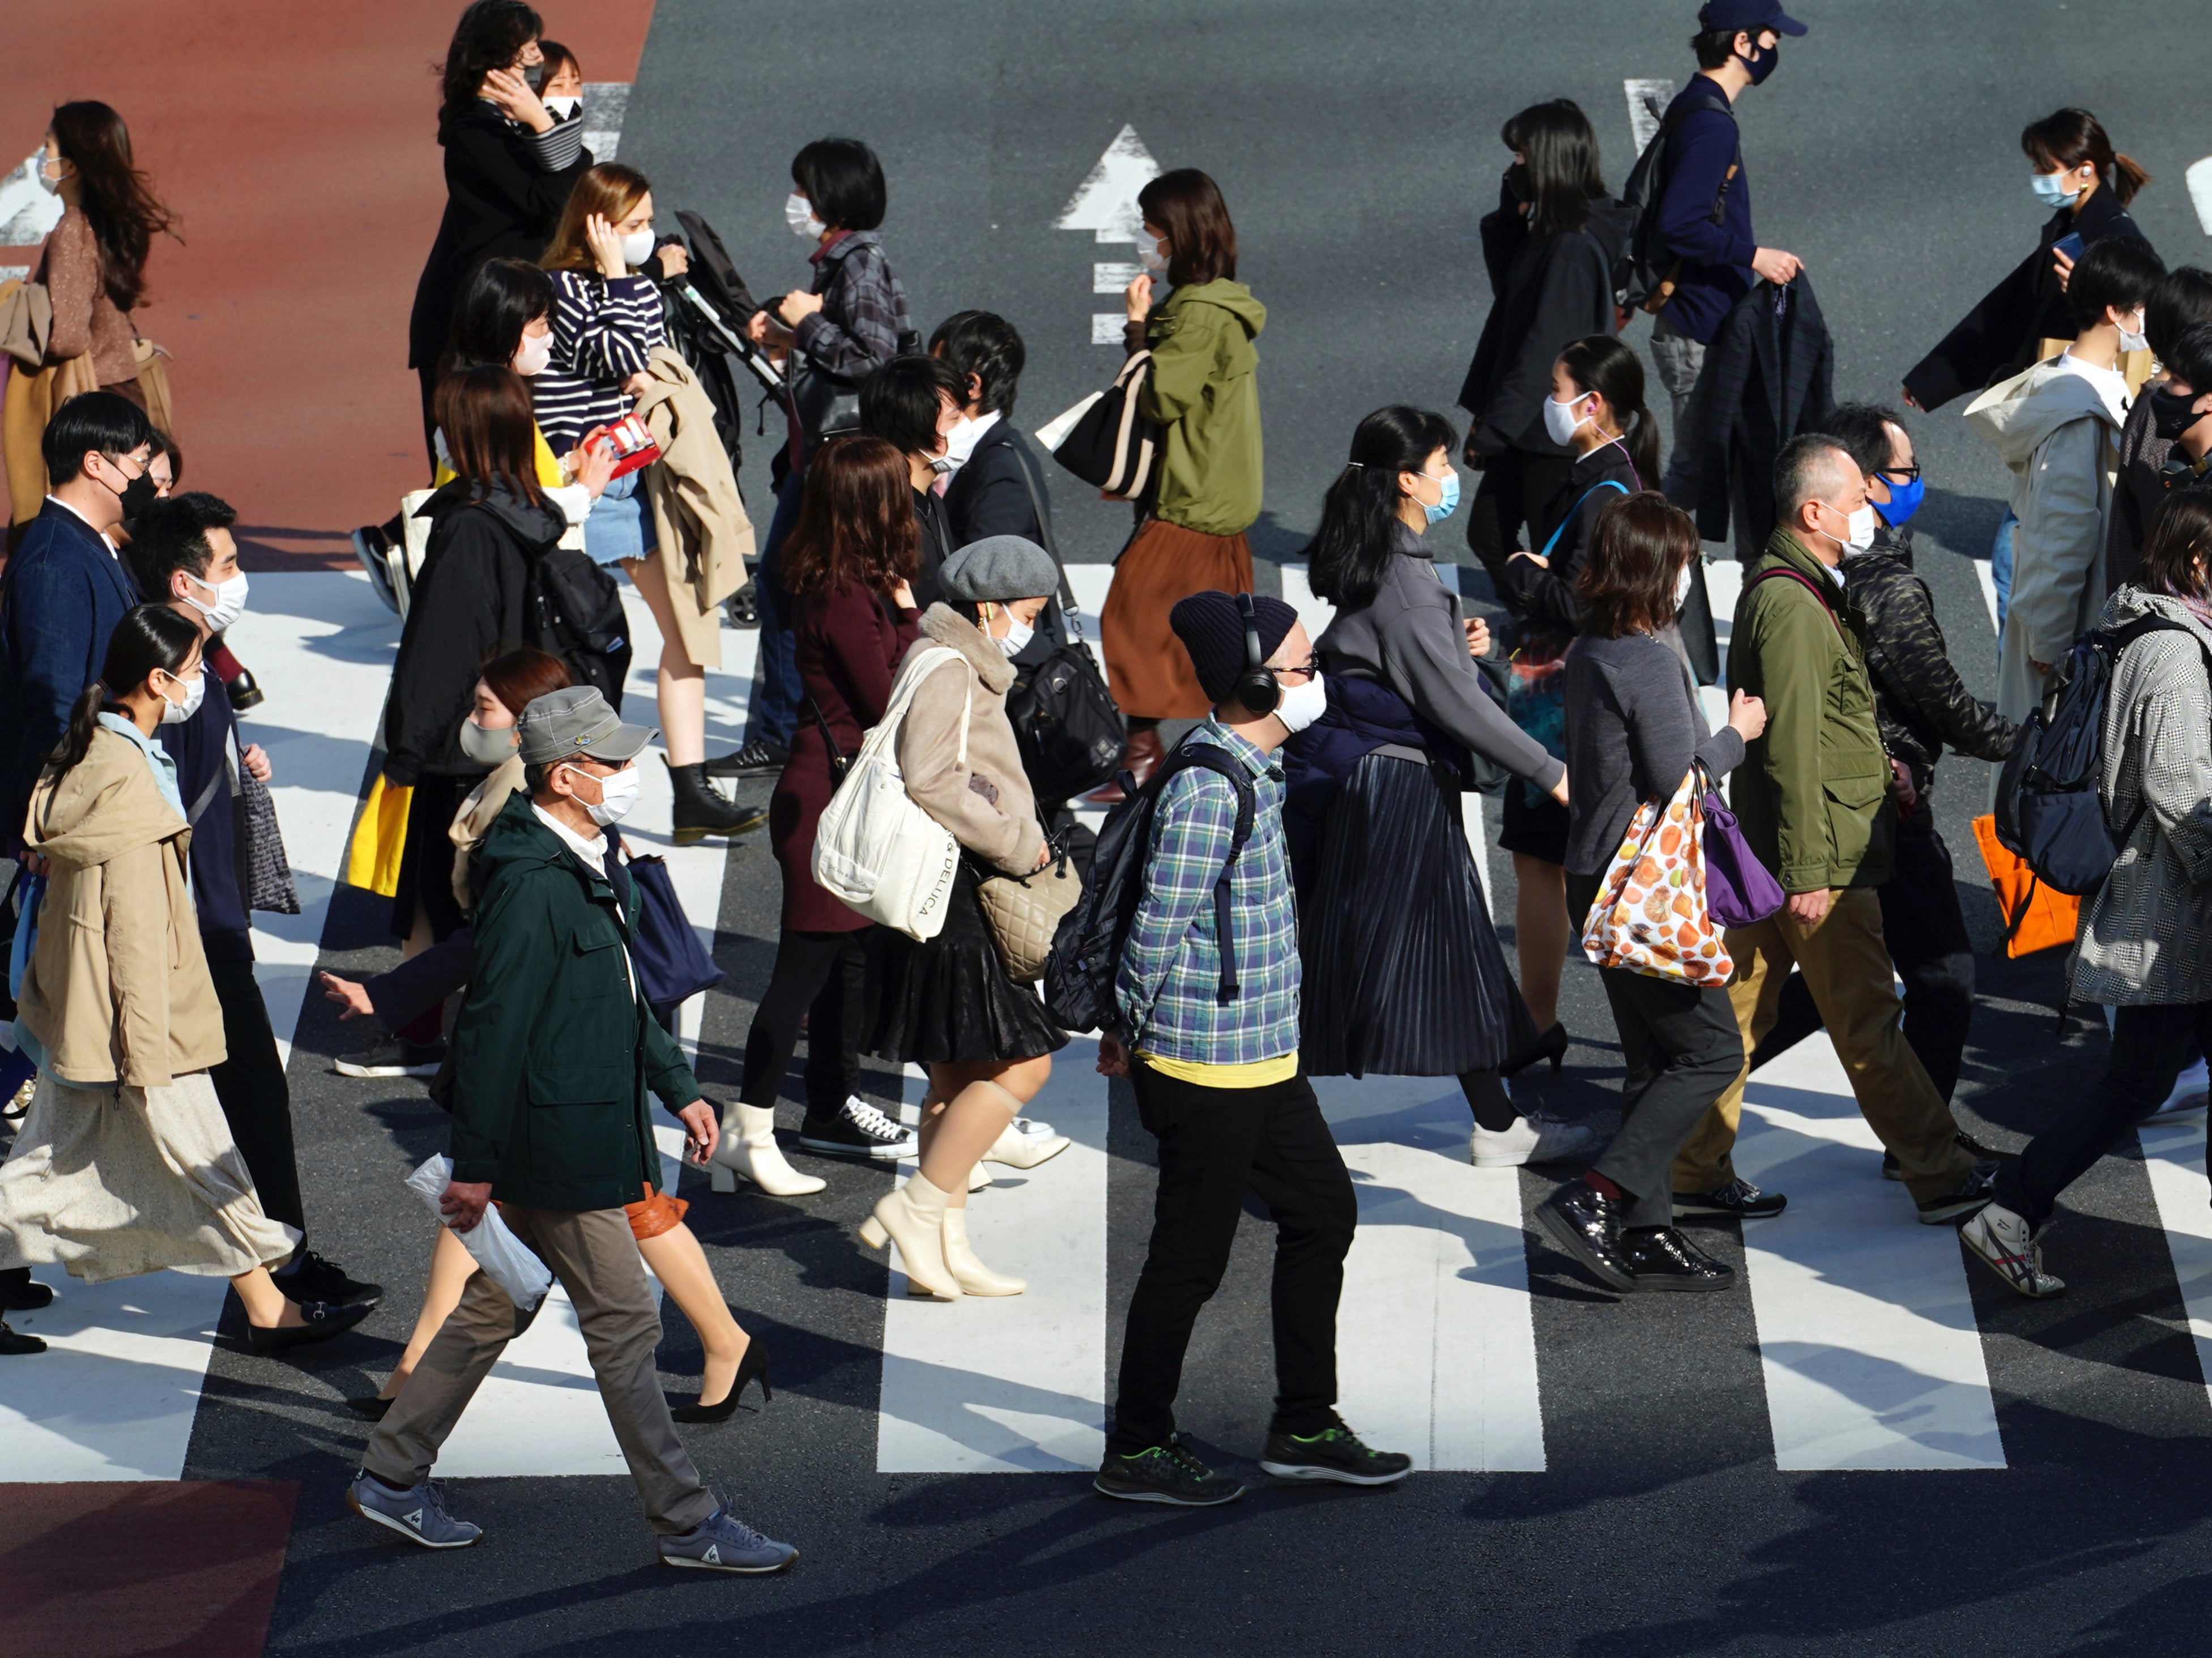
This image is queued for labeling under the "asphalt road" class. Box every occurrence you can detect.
[39,3,2212,1655]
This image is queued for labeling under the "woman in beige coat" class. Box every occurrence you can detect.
[0,607,369,1354]
[858,538,1067,1301]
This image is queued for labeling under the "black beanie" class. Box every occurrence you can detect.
[1170,590,1300,704]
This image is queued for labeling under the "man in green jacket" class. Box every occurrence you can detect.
[350,687,796,1573]
[1676,436,1994,1226]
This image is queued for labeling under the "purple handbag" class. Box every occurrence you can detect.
[1698,765,1785,928]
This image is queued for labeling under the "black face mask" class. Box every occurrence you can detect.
[1504,162,1532,204]
[522,60,547,93]
[2151,385,2208,443]
[1740,40,1779,84]
[108,463,157,522]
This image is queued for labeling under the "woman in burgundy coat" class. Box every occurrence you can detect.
[710,437,922,1192]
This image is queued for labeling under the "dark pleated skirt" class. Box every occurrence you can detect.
[1301,752,1538,1077]
[870,863,1069,1067]
[389,772,467,944]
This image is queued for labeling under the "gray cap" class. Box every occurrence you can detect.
[939,535,1059,604]
[515,685,655,765]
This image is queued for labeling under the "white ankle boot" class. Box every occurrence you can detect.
[858,1172,962,1298]
[938,1208,1025,1296]
[708,1104,826,1196]
[968,1162,994,1191]
[983,1116,1071,1169]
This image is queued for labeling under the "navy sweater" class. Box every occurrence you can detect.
[1653,80,1757,346]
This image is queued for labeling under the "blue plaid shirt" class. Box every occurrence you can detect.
[1115,718,1299,1064]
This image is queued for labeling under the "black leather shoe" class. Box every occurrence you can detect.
[1625,1226,1736,1292]
[1536,1179,1636,1292]
[0,1267,54,1311]
[1673,1178,1787,1220]
[245,1298,374,1354]
[224,667,265,711]
[702,739,789,779]
[671,1336,772,1422]
[275,1250,383,1310]
[0,1317,44,1356]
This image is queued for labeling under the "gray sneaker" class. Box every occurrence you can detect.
[347,1471,483,1549]
[659,1504,798,1574]
[1471,1109,1608,1169]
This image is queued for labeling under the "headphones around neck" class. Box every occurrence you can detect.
[1233,592,1281,715]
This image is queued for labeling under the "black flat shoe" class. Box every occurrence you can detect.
[0,1267,54,1311]
[1502,1023,1569,1077]
[1625,1226,1736,1292]
[1536,1178,1635,1292]
[275,1250,384,1310]
[245,1298,373,1354]
[0,1317,45,1355]
[670,1336,770,1423]
[347,1395,395,1421]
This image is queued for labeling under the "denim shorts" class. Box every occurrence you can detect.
[583,467,658,568]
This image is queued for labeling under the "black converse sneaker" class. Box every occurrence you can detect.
[1094,1435,1247,1506]
[798,1096,919,1161]
[1258,1416,1412,1486]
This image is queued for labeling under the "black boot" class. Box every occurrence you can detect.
[666,757,765,845]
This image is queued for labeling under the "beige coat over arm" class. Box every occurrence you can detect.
[636,345,753,672]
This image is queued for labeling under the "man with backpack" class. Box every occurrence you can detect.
[1089,591,1409,1507]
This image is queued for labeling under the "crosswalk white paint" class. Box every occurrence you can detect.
[2138,1114,2212,1416]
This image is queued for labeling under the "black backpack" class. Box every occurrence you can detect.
[1042,744,1255,1035]
[526,544,634,711]
[1995,615,2205,896]
[1616,91,1738,313]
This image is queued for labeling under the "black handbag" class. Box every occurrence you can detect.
[186,732,301,915]
[1003,445,1127,803]
[1044,348,1160,501]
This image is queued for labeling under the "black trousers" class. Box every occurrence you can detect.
[1567,871,1747,1228]
[207,957,305,1235]
[1997,999,2212,1224]
[1109,1064,1356,1456]
[739,928,870,1116]
[1750,807,1976,1103]
[1465,447,1577,579]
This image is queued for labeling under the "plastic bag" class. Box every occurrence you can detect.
[403,1154,553,1311]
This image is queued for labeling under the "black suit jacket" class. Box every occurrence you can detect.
[940,420,1069,653]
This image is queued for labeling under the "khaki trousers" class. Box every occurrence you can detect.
[364,1204,717,1535]
[1672,886,1974,1203]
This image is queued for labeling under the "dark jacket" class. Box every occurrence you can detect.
[2105,389,2174,593]
[1848,526,2020,798]
[0,500,139,848]
[1652,80,1754,346]
[1281,672,1472,898]
[944,419,1070,653]
[407,101,591,371]
[1459,188,1634,457]
[1904,185,2151,412]
[383,482,565,785]
[1668,276,1834,547]
[911,486,956,612]
[1498,440,1642,634]
[159,661,252,962]
[447,791,700,1210]
[792,231,911,383]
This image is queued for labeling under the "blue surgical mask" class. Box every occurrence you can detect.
[1420,468,1461,527]
[2031,172,2080,210]
[1874,475,1925,528]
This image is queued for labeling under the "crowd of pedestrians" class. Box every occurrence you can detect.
[6,0,2212,1572]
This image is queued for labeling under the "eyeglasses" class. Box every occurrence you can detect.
[1875,464,1922,485]
[1276,654,1322,683]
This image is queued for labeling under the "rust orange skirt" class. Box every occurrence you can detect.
[1100,518,1255,719]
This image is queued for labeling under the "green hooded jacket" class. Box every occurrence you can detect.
[1726,527,1897,894]
[447,791,700,1210]
[1137,279,1267,536]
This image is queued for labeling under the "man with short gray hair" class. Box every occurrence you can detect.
[1671,435,1996,1227]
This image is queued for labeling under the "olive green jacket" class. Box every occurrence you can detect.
[1137,279,1266,536]
[1725,528,1896,894]
[447,791,699,1209]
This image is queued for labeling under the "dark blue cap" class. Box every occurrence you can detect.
[1699,0,1808,35]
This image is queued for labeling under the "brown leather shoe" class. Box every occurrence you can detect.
[1082,726,1167,806]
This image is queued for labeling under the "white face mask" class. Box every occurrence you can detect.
[1844,503,1877,554]
[157,666,203,725]
[989,606,1035,658]
[566,762,640,826]
[1139,235,1169,278]
[942,415,985,471]
[512,327,553,376]
[181,569,250,634]
[35,152,65,196]
[2118,309,2150,353]
[1673,558,1696,613]
[1276,670,1327,734]
[542,93,581,121]
[785,193,826,240]
[619,227,655,270]
[1542,390,1594,447]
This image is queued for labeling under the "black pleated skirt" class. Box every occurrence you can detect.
[1301,752,1538,1077]
[871,863,1069,1067]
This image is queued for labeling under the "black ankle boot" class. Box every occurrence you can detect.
[666,757,765,845]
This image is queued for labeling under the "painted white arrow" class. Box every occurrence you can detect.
[0,151,65,249]
[1058,125,1162,343]
[2189,156,2212,237]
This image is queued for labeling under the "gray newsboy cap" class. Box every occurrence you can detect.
[517,685,656,765]
[939,535,1059,603]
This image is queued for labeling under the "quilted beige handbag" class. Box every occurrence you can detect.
[975,847,1083,982]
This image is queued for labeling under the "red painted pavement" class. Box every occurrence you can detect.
[0,1,657,567]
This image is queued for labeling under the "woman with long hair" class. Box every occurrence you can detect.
[35,100,177,405]
[1091,169,1267,802]
[0,608,369,1356]
[1458,99,1631,581]
[1538,493,1767,1293]
[1492,335,1662,1057]
[1288,406,1596,1170]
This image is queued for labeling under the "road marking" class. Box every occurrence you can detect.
[1975,557,2001,634]
[875,1038,1108,1473]
[2188,157,2212,237]
[1729,1035,2005,1470]
[1320,1075,1546,1471]
[581,83,630,163]
[1057,125,1161,343]
[2138,1115,2212,1411]
[1624,79,1676,155]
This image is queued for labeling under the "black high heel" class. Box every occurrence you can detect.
[1501,1024,1569,1077]
[670,1337,771,1423]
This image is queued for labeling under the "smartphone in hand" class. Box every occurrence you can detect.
[2053,231,2086,263]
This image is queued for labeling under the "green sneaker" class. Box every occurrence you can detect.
[1259,1417,1412,1486]
[1093,1434,1247,1507]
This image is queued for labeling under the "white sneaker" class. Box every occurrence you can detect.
[1470,1111,1608,1169]
[2149,1057,2210,1118]
[1960,1203,2065,1298]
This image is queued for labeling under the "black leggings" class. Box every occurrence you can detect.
[739,928,870,1117]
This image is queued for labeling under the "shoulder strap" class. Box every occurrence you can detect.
[1746,565,1844,636]
[1537,478,1632,560]
[1008,440,1084,629]
[1157,743,1258,1003]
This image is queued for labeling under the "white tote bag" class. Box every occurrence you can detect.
[812,645,968,940]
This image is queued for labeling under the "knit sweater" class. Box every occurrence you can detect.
[39,206,138,385]
[1563,630,1745,877]
[534,268,666,451]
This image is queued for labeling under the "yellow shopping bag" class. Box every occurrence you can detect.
[343,774,412,897]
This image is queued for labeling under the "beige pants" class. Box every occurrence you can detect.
[365,1204,716,1535]
[1673,886,1975,1203]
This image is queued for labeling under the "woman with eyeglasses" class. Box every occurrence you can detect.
[1288,406,1597,1170]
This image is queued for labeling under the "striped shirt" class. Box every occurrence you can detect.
[523,111,585,173]
[1115,718,1300,1065]
[534,268,666,451]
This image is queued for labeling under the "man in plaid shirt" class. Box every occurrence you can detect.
[1094,592,1409,1508]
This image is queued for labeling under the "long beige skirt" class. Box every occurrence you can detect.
[0,1069,297,1284]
